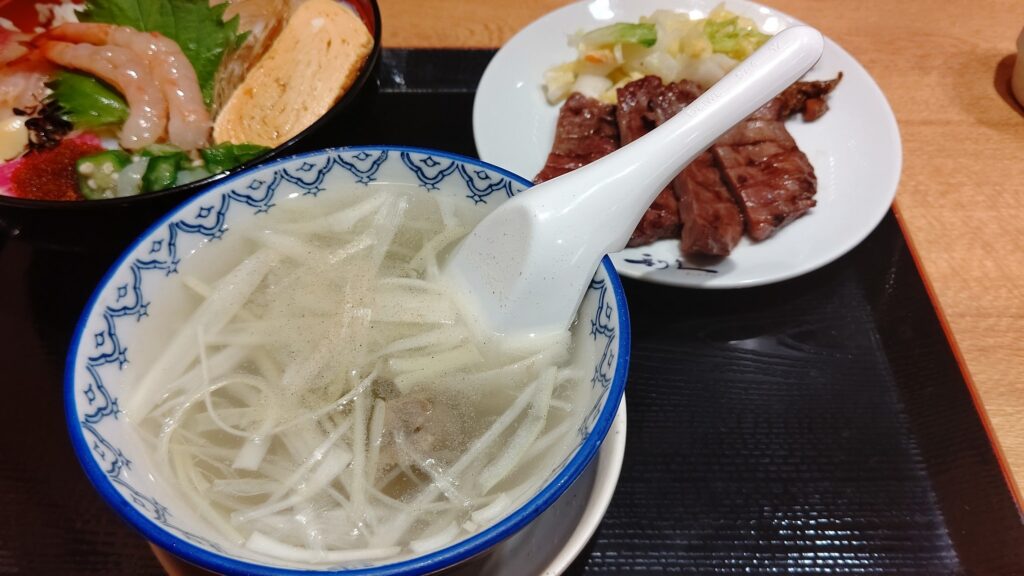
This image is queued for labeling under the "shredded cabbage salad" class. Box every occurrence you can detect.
[543,5,771,104]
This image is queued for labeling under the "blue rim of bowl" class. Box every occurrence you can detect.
[64,146,631,576]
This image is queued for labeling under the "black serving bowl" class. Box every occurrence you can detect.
[0,0,382,251]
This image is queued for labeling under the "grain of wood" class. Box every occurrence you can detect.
[379,0,1024,495]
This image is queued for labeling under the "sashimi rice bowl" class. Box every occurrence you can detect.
[0,0,378,203]
[65,147,629,574]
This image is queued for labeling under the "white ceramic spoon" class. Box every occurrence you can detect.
[444,26,825,337]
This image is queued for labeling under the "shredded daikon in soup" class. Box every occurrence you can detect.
[128,187,590,566]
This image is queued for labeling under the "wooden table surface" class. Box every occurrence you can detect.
[377,0,1024,500]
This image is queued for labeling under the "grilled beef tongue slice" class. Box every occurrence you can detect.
[711,74,840,241]
[642,78,745,256]
[671,150,745,256]
[534,93,619,184]
[534,74,840,251]
[617,77,704,247]
[769,74,843,121]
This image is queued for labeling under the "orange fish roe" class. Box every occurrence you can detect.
[8,138,104,201]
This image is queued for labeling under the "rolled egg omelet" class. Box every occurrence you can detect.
[212,0,373,147]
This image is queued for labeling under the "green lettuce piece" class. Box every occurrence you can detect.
[47,71,129,128]
[581,23,657,48]
[704,16,770,60]
[80,0,246,106]
[201,143,270,174]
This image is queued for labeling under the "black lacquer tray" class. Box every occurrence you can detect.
[1,50,1022,575]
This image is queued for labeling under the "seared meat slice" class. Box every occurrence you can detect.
[617,76,700,143]
[618,77,703,246]
[643,77,742,256]
[651,79,703,125]
[616,76,662,144]
[715,118,797,147]
[620,77,678,246]
[619,77,678,246]
[628,187,682,247]
[674,151,744,256]
[769,74,843,121]
[534,93,618,183]
[535,75,841,249]
[710,77,840,241]
[712,134,817,241]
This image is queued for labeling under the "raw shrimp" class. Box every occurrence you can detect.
[0,51,54,111]
[44,23,211,150]
[1,29,32,67]
[38,40,167,150]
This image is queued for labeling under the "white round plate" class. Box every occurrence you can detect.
[448,398,626,576]
[473,0,902,288]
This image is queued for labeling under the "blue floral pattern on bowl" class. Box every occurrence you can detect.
[65,147,629,576]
